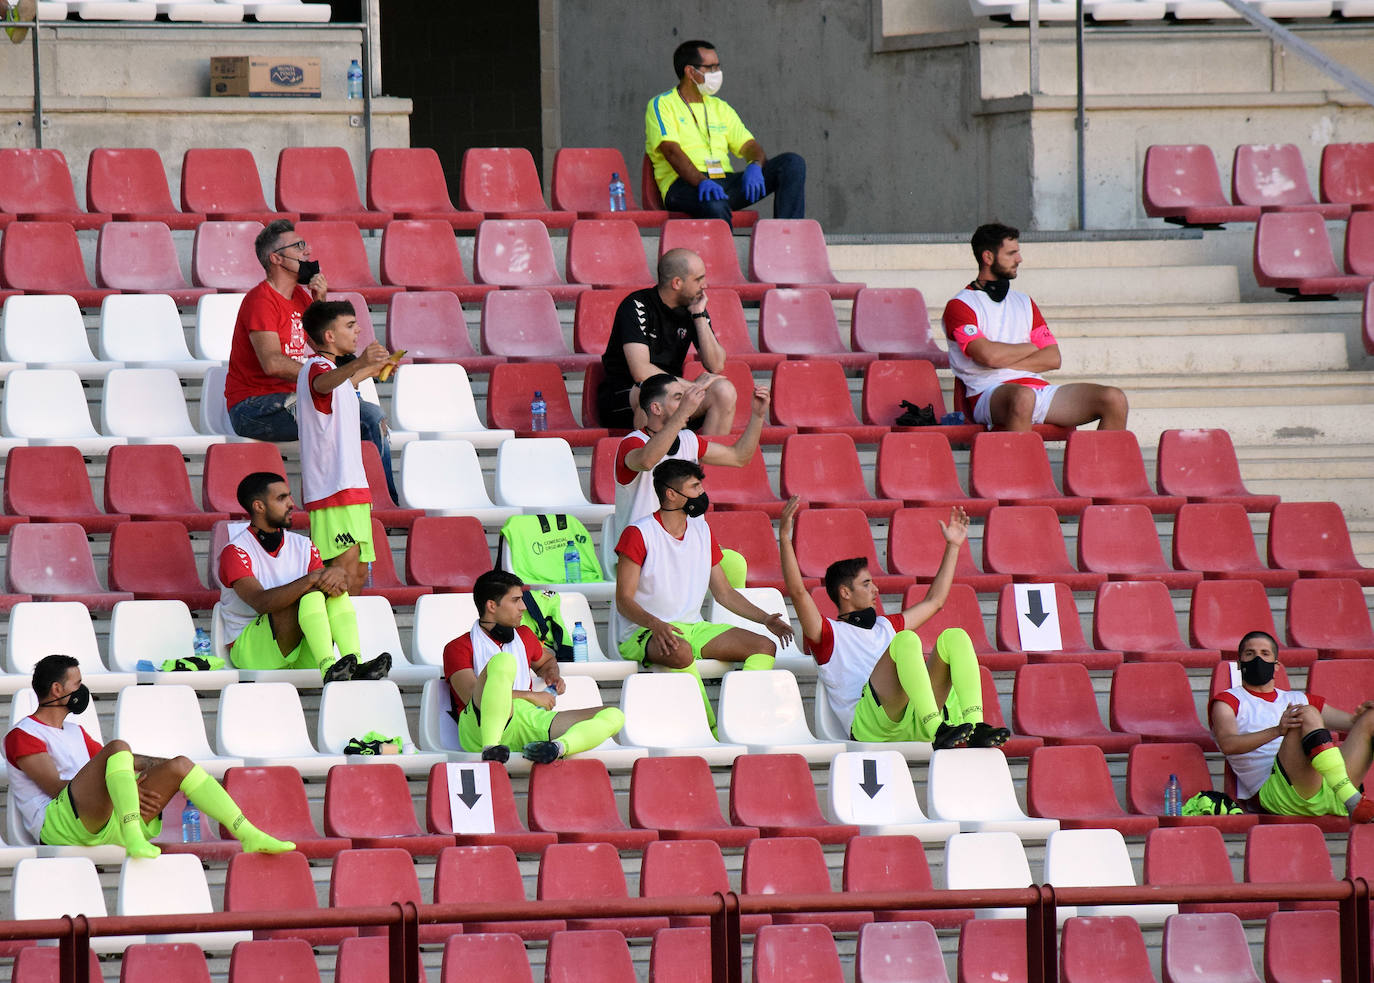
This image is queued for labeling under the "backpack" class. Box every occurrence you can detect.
[521,589,574,662]
[498,513,603,585]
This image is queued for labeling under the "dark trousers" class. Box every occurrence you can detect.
[662,151,806,222]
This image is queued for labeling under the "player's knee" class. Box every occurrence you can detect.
[1098,385,1129,419]
[103,739,131,757]
[662,641,696,670]
[709,376,737,409]
[167,755,195,777]
[698,200,733,222]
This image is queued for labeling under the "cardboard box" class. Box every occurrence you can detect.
[210,56,322,98]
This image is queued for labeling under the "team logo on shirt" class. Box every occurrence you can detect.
[963,325,977,335]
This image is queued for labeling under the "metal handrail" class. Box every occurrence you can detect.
[1217,0,1374,107]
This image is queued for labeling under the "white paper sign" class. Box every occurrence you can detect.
[847,755,897,824]
[1013,583,1063,651]
[446,763,495,835]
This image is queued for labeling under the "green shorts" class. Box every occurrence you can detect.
[1257,761,1349,817]
[457,698,557,751]
[618,621,734,663]
[310,503,376,563]
[228,612,317,670]
[39,785,161,848]
[850,682,938,743]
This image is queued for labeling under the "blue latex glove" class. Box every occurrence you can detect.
[742,162,766,203]
[697,178,727,202]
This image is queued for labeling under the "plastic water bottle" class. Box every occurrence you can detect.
[608,172,627,212]
[181,802,202,843]
[572,621,588,662]
[530,390,547,432]
[1164,773,1182,817]
[347,59,363,100]
[193,627,212,659]
[563,540,579,583]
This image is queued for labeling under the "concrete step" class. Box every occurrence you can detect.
[850,264,1242,307]
[1059,333,1351,376]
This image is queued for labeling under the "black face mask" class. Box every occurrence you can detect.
[253,526,285,553]
[485,623,515,644]
[838,607,878,630]
[1240,657,1277,686]
[978,278,1011,303]
[42,683,91,716]
[295,259,321,285]
[681,492,709,518]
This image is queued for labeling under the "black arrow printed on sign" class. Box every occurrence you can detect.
[1023,589,1050,628]
[859,758,883,799]
[456,769,482,809]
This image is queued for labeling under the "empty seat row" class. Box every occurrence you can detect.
[1253,210,1374,296]
[19,0,331,25]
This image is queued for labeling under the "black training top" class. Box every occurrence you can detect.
[599,286,700,396]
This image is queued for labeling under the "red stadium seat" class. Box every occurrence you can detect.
[104,444,228,531]
[742,838,873,933]
[222,766,349,859]
[1027,745,1158,835]
[686,286,782,370]
[1264,910,1340,983]
[202,442,289,516]
[367,147,481,229]
[224,850,356,946]
[958,919,1028,983]
[1145,827,1273,918]
[379,220,498,302]
[566,219,654,288]
[433,845,564,939]
[857,922,948,983]
[1254,211,1372,296]
[1012,663,1139,752]
[843,834,974,927]
[628,755,759,849]
[1,221,119,307]
[1060,916,1155,983]
[1347,824,1374,879]
[473,219,589,300]
[108,520,219,610]
[705,510,785,589]
[749,219,864,300]
[538,844,669,936]
[850,287,948,366]
[1344,209,1374,275]
[640,153,693,221]
[641,839,770,932]
[1109,662,1215,748]
[590,435,618,505]
[115,945,211,982]
[226,940,320,983]
[1289,581,1374,659]
[950,377,1073,443]
[969,432,1090,515]
[359,516,430,606]
[650,927,713,983]
[770,360,888,444]
[459,147,575,228]
[793,506,906,594]
[329,848,449,944]
[440,933,536,983]
[361,440,422,531]
[996,582,1122,669]
[1307,660,1374,724]
[95,220,212,306]
[487,362,606,444]
[87,147,204,229]
[729,753,860,844]
[1141,145,1260,226]
[759,288,876,370]
[983,505,1106,591]
[425,762,556,854]
[324,763,455,856]
[1245,824,1337,911]
[5,445,129,533]
[385,291,502,372]
[889,509,1010,594]
[1155,428,1278,512]
[1190,580,1316,667]
[1162,913,1265,983]
[191,220,263,291]
[753,924,846,983]
[545,929,638,983]
[1092,580,1219,666]
[7,522,133,611]
[1231,143,1348,219]
[1078,505,1203,591]
[1063,430,1183,513]
[1267,501,1374,584]
[0,148,110,228]
[1319,142,1374,212]
[276,146,390,229]
[572,287,635,356]
[684,359,795,444]
[551,147,669,227]
[1128,744,1256,834]
[875,433,993,516]
[480,289,597,370]
[527,757,658,850]
[1173,503,1297,588]
[659,219,774,301]
[1366,283,1374,357]
[702,442,785,518]
[861,360,980,445]
[181,148,296,224]
[906,585,1026,674]
[295,220,399,304]
[780,433,899,516]
[336,937,432,983]
[405,516,491,592]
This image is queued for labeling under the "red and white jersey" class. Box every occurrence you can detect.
[614,513,722,643]
[297,354,370,511]
[942,286,1056,398]
[613,428,708,534]
[808,614,905,733]
[218,526,324,643]
[1211,685,1325,800]
[4,716,102,841]
[442,623,543,713]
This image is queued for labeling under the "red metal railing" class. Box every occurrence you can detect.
[0,881,1367,983]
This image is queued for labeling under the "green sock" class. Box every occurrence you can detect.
[296,590,335,675]
[935,627,984,725]
[1310,745,1361,809]
[719,549,747,590]
[888,630,942,733]
[479,650,516,748]
[742,653,775,671]
[671,661,717,733]
[105,750,159,858]
[181,764,293,854]
[325,592,361,659]
[558,708,626,757]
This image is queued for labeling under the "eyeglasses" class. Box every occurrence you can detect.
[273,240,307,254]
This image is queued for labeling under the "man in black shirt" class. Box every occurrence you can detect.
[597,248,735,433]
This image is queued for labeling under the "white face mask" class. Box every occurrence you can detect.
[697,69,723,96]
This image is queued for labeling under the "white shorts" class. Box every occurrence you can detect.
[970,382,1061,428]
